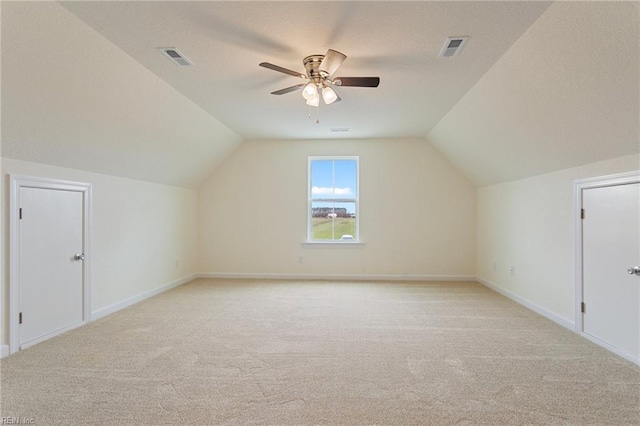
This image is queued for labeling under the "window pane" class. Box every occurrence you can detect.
[311,159,357,200]
[311,201,356,240]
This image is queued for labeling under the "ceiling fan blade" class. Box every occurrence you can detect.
[259,62,306,79]
[270,84,306,95]
[319,49,347,76]
[333,77,380,87]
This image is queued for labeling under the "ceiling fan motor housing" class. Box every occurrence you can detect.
[303,55,328,83]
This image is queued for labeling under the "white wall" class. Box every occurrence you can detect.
[2,158,199,346]
[477,154,640,325]
[198,138,476,279]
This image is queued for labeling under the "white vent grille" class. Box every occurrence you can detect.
[160,48,194,67]
[330,128,350,133]
[439,37,468,58]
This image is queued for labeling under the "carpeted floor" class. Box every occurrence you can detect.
[1,279,638,425]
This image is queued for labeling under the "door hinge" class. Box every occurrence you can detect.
[580,208,585,219]
[19,312,23,324]
[19,208,23,220]
[581,302,586,313]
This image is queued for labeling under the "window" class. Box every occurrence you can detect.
[308,156,359,242]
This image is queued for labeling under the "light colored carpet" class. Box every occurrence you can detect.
[1,279,638,425]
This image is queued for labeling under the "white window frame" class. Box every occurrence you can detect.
[307,156,360,244]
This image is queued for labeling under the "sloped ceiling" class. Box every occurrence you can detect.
[1,1,553,188]
[2,2,243,188]
[2,2,637,188]
[427,1,640,186]
[58,1,551,141]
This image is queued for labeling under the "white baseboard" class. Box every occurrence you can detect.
[198,272,476,282]
[20,321,86,351]
[1,344,9,358]
[92,274,196,320]
[579,331,639,366]
[477,277,574,330]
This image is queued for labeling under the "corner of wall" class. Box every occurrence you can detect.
[477,277,574,330]
[475,154,639,330]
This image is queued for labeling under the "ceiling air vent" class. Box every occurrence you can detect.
[439,37,468,58]
[160,48,194,67]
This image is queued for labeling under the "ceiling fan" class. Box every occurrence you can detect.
[259,49,380,106]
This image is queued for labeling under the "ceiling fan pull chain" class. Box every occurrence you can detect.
[307,105,320,124]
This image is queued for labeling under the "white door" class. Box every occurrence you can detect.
[18,186,85,348]
[582,182,639,362]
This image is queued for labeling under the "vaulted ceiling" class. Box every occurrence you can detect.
[2,2,638,188]
[57,1,552,141]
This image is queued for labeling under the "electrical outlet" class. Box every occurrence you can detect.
[493,262,497,272]
[175,260,180,269]
[509,266,515,276]
[298,256,303,264]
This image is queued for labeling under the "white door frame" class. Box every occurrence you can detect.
[9,175,92,355]
[574,170,639,364]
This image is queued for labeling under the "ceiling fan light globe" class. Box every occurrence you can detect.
[302,83,318,100]
[306,94,320,107]
[322,86,338,105]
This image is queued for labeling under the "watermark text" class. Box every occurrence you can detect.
[1,417,35,425]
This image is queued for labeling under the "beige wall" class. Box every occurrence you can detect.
[477,154,640,324]
[198,138,476,278]
[2,158,199,346]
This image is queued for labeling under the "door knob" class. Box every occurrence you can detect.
[627,266,640,276]
[74,253,85,261]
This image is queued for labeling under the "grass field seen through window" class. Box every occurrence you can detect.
[312,217,356,240]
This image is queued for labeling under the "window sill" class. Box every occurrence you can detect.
[302,241,365,248]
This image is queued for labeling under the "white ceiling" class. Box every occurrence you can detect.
[428,1,640,186]
[59,1,552,141]
[2,2,243,188]
[2,2,638,188]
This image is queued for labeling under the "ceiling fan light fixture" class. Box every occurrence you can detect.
[302,82,318,100]
[259,49,380,110]
[306,93,320,107]
[322,86,338,105]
